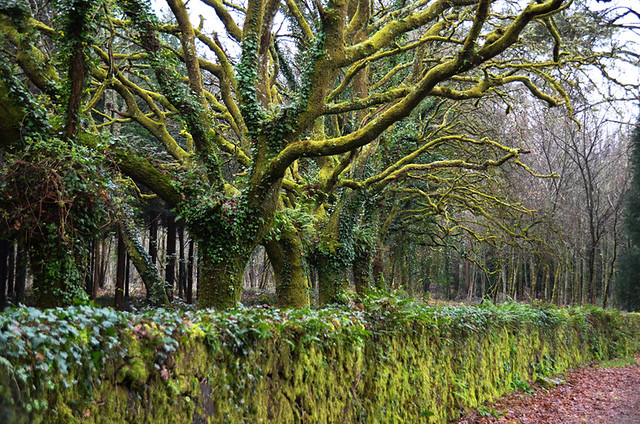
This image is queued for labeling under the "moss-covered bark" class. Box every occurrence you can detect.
[314,252,349,305]
[28,242,88,308]
[0,80,24,146]
[353,247,373,295]
[197,253,247,309]
[264,224,310,308]
[120,222,169,307]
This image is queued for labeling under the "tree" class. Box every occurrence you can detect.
[0,0,598,308]
[617,116,640,310]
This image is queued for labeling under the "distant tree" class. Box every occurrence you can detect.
[617,116,640,311]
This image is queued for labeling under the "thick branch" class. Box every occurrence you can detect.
[202,0,243,42]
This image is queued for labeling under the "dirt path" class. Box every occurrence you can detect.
[457,356,640,424]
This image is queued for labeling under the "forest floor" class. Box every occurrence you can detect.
[456,355,640,424]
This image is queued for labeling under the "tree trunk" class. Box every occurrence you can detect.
[30,239,86,308]
[196,255,200,299]
[92,240,100,301]
[115,233,126,310]
[314,252,349,305]
[119,222,169,306]
[353,247,373,296]
[581,255,587,305]
[602,237,617,309]
[178,222,186,299]
[501,266,508,301]
[85,239,95,296]
[165,215,177,300]
[125,251,131,298]
[187,239,194,304]
[264,224,310,308]
[526,257,535,300]
[187,172,282,309]
[98,239,109,289]
[587,245,597,304]
[467,262,477,301]
[551,264,561,305]
[563,252,570,305]
[517,255,524,301]
[64,26,87,140]
[149,214,159,265]
[0,238,9,309]
[7,241,15,299]
[372,245,385,288]
[197,252,248,309]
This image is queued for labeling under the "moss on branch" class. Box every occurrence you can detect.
[110,146,182,207]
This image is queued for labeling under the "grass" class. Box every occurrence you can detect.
[598,356,638,368]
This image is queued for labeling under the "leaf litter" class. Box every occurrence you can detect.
[457,355,640,424]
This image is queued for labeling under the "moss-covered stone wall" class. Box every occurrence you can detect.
[1,301,639,423]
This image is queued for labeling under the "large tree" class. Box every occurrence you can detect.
[0,0,594,308]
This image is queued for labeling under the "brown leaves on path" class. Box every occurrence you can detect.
[457,356,640,424]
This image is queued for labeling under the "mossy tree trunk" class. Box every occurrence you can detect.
[187,239,195,304]
[264,223,310,308]
[308,197,355,305]
[120,221,169,306]
[29,241,87,308]
[372,246,386,287]
[165,215,177,300]
[114,233,126,310]
[315,252,350,305]
[191,174,282,309]
[0,238,8,309]
[197,252,249,309]
[353,247,373,296]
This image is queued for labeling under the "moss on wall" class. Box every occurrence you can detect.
[1,302,639,423]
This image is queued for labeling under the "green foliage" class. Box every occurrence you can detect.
[476,406,503,418]
[269,206,317,243]
[0,306,128,418]
[510,374,534,393]
[0,136,113,306]
[0,61,51,137]
[178,189,258,268]
[53,0,103,51]
[236,32,264,136]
